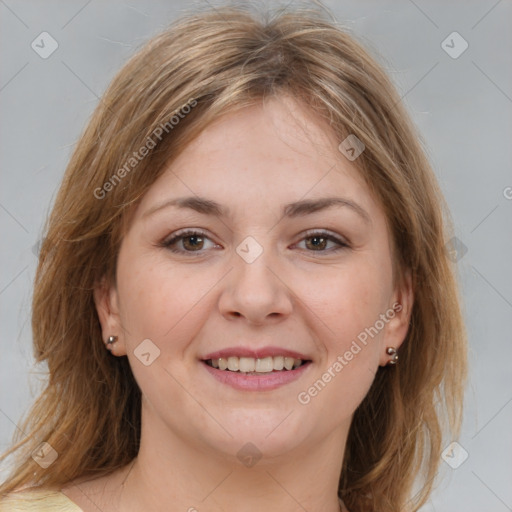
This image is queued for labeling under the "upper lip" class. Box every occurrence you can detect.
[201,346,312,361]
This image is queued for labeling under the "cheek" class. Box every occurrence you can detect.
[115,250,216,350]
[307,251,392,389]
[297,290,384,428]
[297,266,386,419]
[316,261,385,336]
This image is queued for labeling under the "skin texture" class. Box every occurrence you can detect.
[62,95,413,512]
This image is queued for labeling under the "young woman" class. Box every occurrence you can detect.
[0,5,467,512]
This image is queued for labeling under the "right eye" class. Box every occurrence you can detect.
[161,229,220,255]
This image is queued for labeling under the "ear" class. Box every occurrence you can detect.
[94,277,127,357]
[379,268,414,366]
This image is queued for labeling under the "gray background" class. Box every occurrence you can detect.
[1,0,511,510]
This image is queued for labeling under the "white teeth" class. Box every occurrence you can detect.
[206,355,307,373]
[239,357,255,373]
[255,356,273,373]
[284,357,295,370]
[227,357,239,371]
[273,355,284,370]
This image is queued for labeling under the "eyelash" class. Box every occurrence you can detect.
[160,228,349,256]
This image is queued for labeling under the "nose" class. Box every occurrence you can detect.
[218,245,293,325]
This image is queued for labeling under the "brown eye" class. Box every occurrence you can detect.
[296,230,349,254]
[305,235,329,251]
[162,229,217,255]
[182,234,204,251]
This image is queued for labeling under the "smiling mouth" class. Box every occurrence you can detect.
[203,356,312,374]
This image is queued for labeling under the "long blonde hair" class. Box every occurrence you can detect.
[0,5,467,511]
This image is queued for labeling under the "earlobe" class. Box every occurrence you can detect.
[93,278,127,356]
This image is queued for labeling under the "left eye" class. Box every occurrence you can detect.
[161,229,348,255]
[295,230,348,253]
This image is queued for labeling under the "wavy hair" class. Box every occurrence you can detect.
[0,5,467,511]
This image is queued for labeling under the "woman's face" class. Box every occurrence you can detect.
[96,95,412,461]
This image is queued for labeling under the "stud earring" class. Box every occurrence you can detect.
[105,335,118,350]
[386,347,398,365]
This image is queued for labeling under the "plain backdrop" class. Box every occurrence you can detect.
[1,1,511,510]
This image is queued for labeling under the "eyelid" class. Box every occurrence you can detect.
[161,227,211,245]
[298,228,349,246]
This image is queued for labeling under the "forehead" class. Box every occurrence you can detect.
[135,95,381,225]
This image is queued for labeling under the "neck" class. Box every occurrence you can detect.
[111,403,348,512]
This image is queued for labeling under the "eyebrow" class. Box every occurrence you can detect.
[143,195,371,224]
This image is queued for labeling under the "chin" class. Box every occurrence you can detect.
[202,410,310,459]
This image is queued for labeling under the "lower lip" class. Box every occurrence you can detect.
[201,361,312,391]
